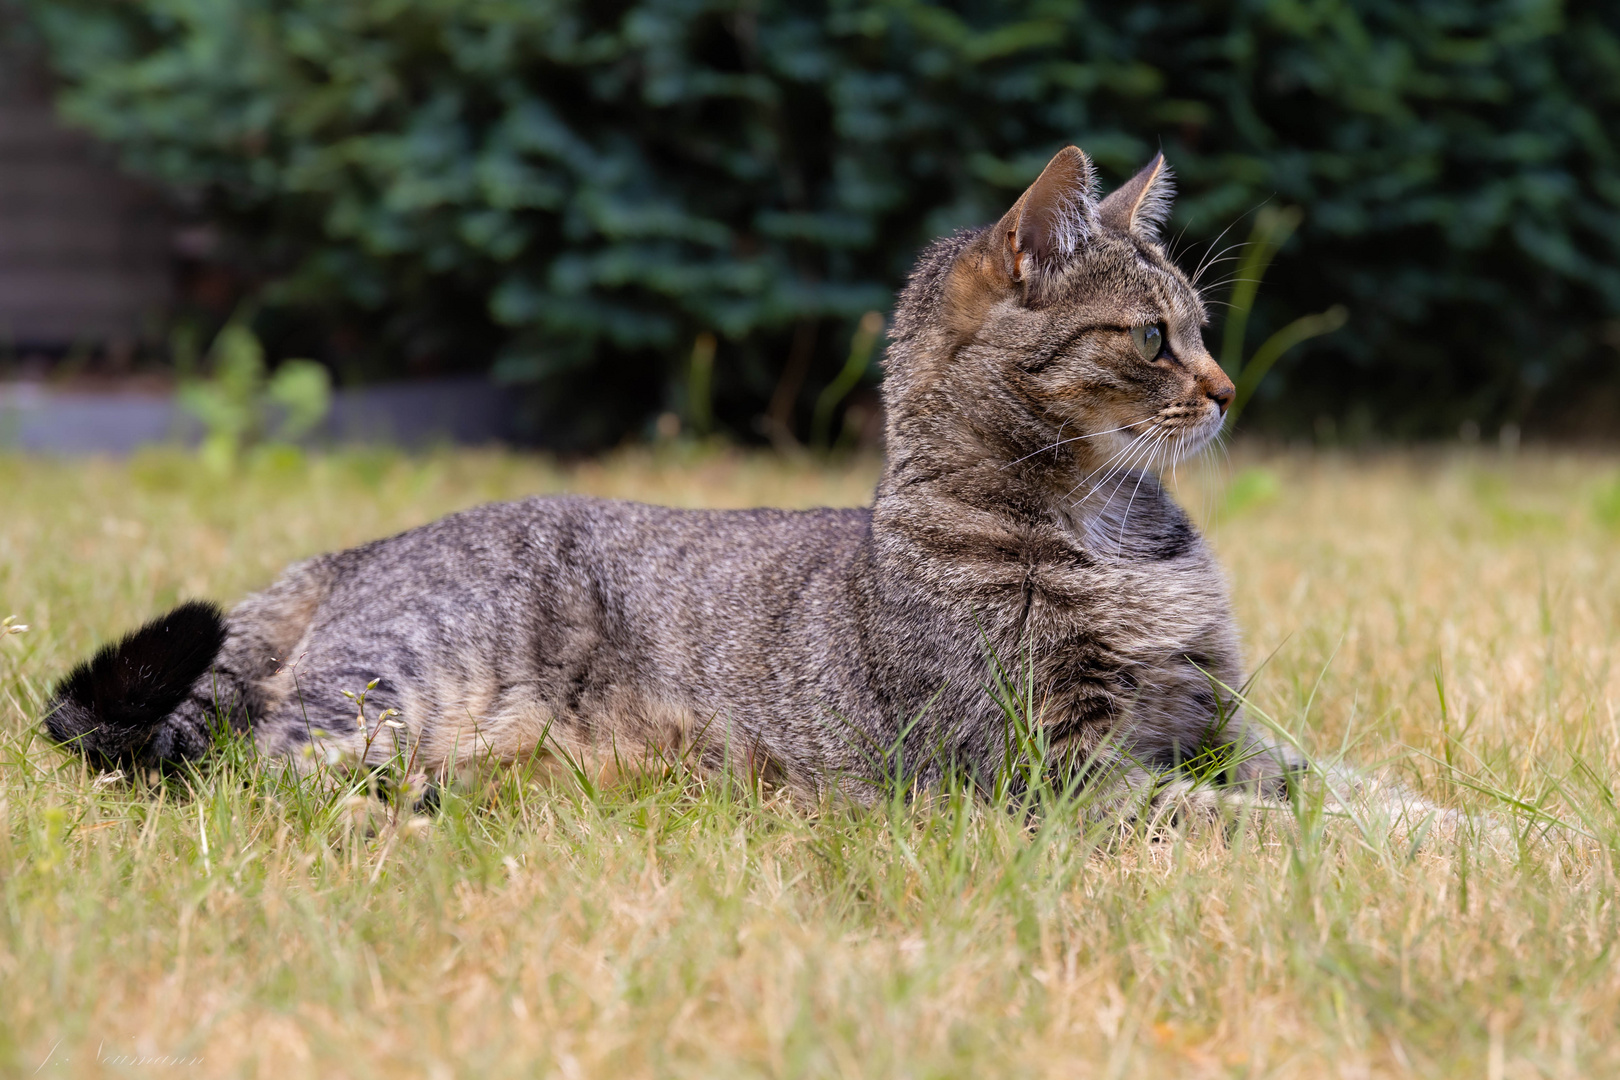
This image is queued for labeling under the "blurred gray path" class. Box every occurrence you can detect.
[0,378,520,453]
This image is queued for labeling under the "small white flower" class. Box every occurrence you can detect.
[1,615,26,635]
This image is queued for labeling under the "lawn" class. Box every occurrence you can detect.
[2,444,1618,1078]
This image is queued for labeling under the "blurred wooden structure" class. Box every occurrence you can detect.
[0,37,171,353]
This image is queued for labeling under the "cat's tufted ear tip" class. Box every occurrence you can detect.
[1099,152,1176,242]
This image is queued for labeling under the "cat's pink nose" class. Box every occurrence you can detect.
[1197,366,1235,414]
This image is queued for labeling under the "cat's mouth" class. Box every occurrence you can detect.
[1143,401,1225,456]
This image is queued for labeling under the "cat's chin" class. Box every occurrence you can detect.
[1170,413,1224,455]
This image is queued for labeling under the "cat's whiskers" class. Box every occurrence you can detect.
[1189,220,1250,288]
[1063,422,1161,504]
[1092,409,1220,553]
[1189,197,1274,293]
[1195,275,1263,307]
[1113,429,1174,554]
[1080,435,1167,551]
[1163,218,1196,265]
[1062,436,1140,501]
[1189,252,1246,291]
[1069,399,1228,554]
[1158,406,1224,459]
[1200,275,1262,289]
[1074,426,1169,526]
[1003,414,1158,469]
[1171,419,1217,504]
[1169,422,1189,493]
[1203,426,1235,535]
[1086,426,1170,501]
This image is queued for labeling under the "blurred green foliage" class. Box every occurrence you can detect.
[1219,465,1282,519]
[25,0,1620,444]
[178,322,332,471]
[1595,476,1620,530]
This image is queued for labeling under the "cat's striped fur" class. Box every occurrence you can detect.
[46,146,1297,813]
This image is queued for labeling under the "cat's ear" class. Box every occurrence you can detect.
[942,146,1098,336]
[1097,152,1175,242]
[992,145,1099,285]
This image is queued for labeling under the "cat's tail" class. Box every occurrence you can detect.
[43,600,235,772]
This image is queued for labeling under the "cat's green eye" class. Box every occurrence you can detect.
[1130,323,1165,362]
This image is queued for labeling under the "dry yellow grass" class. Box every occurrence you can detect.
[2,444,1618,1078]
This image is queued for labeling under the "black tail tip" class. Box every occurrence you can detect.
[44,600,229,769]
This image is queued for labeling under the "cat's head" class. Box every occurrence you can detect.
[890,146,1233,477]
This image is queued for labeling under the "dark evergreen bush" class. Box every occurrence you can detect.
[28,0,1620,443]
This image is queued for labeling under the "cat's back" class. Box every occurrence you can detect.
[549,495,874,610]
[311,495,875,727]
[318,494,873,622]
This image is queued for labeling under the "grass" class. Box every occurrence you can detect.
[2,443,1619,1078]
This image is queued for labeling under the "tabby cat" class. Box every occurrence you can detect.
[46,146,1295,814]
